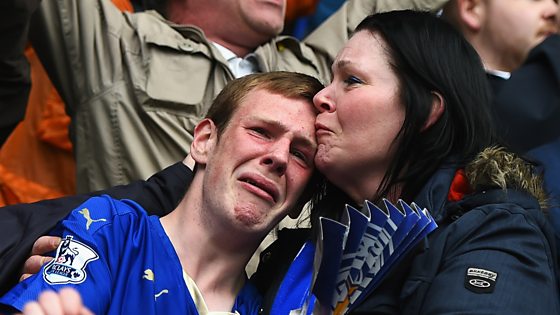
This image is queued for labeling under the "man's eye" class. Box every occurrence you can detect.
[343,76,362,85]
[251,127,269,137]
[291,150,309,164]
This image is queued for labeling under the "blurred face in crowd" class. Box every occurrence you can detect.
[228,0,286,39]
[199,88,317,236]
[312,31,406,203]
[184,0,287,54]
[477,0,558,71]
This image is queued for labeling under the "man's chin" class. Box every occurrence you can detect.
[257,19,284,37]
[234,205,267,228]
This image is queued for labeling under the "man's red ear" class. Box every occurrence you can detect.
[457,0,485,32]
[421,91,445,131]
[190,119,218,165]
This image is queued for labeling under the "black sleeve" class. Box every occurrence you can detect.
[0,161,193,296]
[0,0,40,145]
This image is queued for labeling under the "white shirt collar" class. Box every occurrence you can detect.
[212,42,259,78]
[486,68,511,80]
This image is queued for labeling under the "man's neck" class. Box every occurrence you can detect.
[470,37,519,74]
[160,205,252,279]
[159,179,259,309]
[160,209,248,311]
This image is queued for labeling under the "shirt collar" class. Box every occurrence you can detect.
[212,42,259,78]
[486,68,511,80]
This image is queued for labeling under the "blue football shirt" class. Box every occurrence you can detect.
[0,195,262,314]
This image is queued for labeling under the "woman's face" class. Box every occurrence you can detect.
[313,31,405,202]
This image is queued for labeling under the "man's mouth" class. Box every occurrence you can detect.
[539,26,557,37]
[239,175,279,203]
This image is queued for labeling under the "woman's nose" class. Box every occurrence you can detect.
[313,87,335,113]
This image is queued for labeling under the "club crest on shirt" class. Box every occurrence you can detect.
[43,235,99,285]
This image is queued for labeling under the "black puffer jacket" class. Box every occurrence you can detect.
[253,147,560,314]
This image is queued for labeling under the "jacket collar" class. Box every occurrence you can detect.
[413,147,545,223]
[412,160,458,222]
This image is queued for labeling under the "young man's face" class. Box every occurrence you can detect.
[201,88,317,236]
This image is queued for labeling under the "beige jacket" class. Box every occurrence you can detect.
[31,0,448,191]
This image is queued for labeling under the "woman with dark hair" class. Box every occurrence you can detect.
[253,10,559,314]
[312,9,496,221]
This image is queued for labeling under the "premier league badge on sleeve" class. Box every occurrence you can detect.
[43,235,99,285]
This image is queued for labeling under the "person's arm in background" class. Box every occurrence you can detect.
[0,0,40,146]
[26,0,124,118]
[0,160,193,296]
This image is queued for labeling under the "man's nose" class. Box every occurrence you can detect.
[543,0,559,23]
[262,140,290,175]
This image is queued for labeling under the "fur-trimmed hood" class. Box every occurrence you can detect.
[465,146,548,209]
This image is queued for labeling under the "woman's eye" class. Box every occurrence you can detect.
[343,76,362,85]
